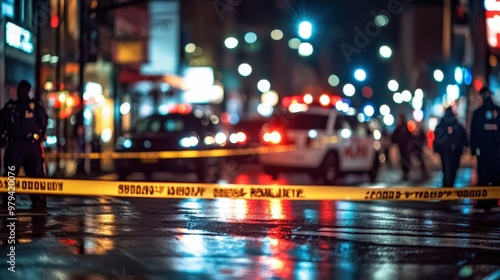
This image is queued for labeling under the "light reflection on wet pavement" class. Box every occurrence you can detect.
[0,193,499,280]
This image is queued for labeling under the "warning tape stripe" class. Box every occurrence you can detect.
[44,145,298,159]
[0,177,499,201]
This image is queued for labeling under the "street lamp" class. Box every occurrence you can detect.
[298,42,313,57]
[224,37,239,49]
[388,80,399,91]
[343,84,356,97]
[354,69,367,82]
[433,69,444,82]
[379,46,392,58]
[298,21,312,39]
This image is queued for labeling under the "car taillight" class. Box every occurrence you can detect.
[263,131,282,144]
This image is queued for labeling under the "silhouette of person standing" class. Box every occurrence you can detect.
[433,107,467,188]
[411,122,429,179]
[391,114,413,181]
[471,87,500,210]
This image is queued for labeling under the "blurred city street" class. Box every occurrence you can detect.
[1,0,500,279]
[1,163,499,280]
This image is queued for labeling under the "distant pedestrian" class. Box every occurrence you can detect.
[391,114,413,180]
[411,122,429,179]
[470,87,500,210]
[433,107,467,188]
[0,80,49,210]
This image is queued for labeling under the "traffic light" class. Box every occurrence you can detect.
[50,14,59,28]
[453,0,470,25]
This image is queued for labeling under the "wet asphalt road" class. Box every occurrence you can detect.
[0,167,499,280]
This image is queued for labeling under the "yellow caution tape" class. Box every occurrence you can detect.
[44,145,298,160]
[0,177,499,201]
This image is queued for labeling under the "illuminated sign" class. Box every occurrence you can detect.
[5,22,34,53]
[486,10,500,48]
[180,67,223,104]
[485,0,500,11]
[140,1,180,75]
[486,0,500,48]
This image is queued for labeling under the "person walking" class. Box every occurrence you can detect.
[433,107,467,188]
[391,114,413,181]
[0,80,49,210]
[411,122,429,179]
[470,87,500,210]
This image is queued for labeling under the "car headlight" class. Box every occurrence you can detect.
[215,132,227,145]
[179,136,199,148]
[122,139,132,148]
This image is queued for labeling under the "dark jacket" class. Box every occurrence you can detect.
[434,108,467,155]
[470,97,500,157]
[392,122,413,154]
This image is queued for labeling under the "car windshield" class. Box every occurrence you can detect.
[271,113,329,130]
[133,115,206,133]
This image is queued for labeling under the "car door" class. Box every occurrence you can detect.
[337,115,374,171]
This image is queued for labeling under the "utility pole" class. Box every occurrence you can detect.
[75,0,86,175]
[471,0,489,83]
[54,0,63,177]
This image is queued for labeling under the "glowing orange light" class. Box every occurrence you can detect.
[427,131,435,149]
[407,120,416,132]
[473,77,485,91]
[330,95,341,106]
[281,97,291,108]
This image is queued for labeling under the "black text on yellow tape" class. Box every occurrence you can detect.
[0,177,499,201]
[0,178,63,193]
[363,189,491,200]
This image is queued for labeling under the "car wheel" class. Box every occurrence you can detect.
[117,172,128,181]
[368,155,380,183]
[263,165,279,180]
[144,171,153,181]
[198,159,221,183]
[319,152,339,185]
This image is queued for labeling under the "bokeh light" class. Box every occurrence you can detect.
[433,69,444,82]
[354,69,367,81]
[379,46,392,58]
[288,38,301,49]
[244,32,257,44]
[328,75,340,87]
[257,79,271,93]
[379,104,390,115]
[343,84,356,97]
[375,14,389,27]
[271,29,284,40]
[224,37,239,49]
[238,63,252,76]
[298,21,312,39]
[388,80,399,91]
[298,42,313,56]
[185,43,196,53]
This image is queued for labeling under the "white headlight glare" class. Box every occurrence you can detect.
[215,132,227,145]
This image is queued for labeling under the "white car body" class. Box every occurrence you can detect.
[259,107,380,181]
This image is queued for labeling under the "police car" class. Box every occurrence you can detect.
[258,106,381,184]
